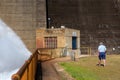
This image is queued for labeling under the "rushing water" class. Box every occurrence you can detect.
[0,19,31,80]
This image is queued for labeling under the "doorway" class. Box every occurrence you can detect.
[72,37,77,50]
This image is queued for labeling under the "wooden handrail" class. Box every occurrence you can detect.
[11,49,38,80]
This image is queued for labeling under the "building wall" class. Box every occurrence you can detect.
[36,28,66,49]
[65,28,80,49]
[36,28,80,58]
[0,0,46,52]
[64,28,80,57]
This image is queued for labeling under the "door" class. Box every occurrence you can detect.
[72,37,77,50]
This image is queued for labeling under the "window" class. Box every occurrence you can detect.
[44,37,57,48]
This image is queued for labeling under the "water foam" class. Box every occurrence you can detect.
[0,19,31,80]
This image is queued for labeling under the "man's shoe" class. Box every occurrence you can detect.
[96,64,100,66]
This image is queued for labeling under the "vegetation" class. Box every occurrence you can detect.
[59,55,120,80]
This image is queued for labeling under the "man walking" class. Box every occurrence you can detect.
[97,42,107,66]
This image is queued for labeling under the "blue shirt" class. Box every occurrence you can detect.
[98,45,106,52]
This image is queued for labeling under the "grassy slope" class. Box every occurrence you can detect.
[59,55,120,80]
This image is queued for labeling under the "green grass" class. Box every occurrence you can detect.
[59,55,120,80]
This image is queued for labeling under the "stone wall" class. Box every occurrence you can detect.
[0,0,46,52]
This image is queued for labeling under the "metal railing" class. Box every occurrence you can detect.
[11,50,38,80]
[80,46,91,55]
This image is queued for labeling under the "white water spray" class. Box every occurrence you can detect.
[0,19,31,80]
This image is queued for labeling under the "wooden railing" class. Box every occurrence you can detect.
[11,50,39,80]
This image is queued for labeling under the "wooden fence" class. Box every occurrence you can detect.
[11,50,38,80]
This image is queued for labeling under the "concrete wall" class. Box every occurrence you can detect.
[0,0,46,52]
[48,0,120,54]
[1,0,120,54]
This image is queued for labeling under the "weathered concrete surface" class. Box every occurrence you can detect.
[0,0,46,52]
[48,0,120,54]
[0,0,120,54]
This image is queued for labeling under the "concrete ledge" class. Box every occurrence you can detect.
[52,55,90,80]
[53,63,75,80]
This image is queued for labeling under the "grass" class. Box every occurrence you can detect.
[59,55,120,80]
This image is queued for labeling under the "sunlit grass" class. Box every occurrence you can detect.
[59,55,120,80]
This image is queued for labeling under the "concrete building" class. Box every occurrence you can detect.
[36,27,80,60]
